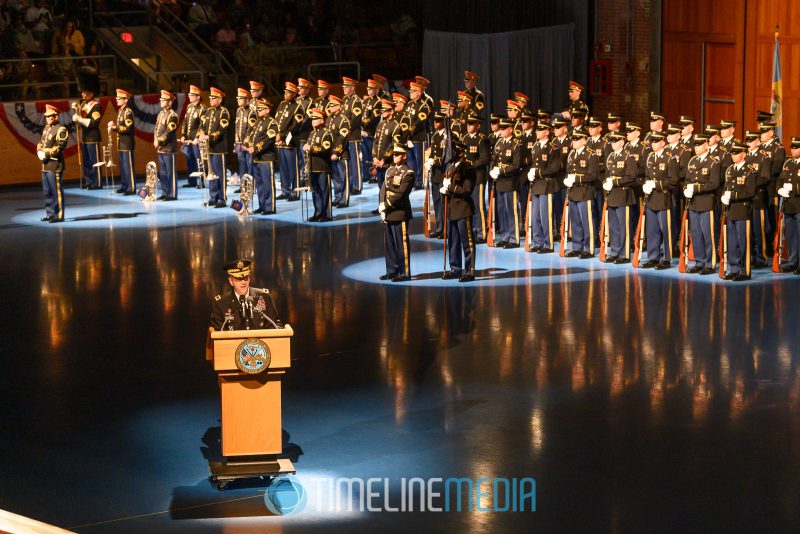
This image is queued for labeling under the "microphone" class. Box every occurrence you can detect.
[247,295,281,329]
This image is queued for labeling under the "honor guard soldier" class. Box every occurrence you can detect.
[154,90,179,200]
[372,73,392,101]
[342,77,365,195]
[306,108,335,222]
[586,116,605,231]
[234,87,255,179]
[625,122,647,225]
[514,92,532,116]
[463,113,491,243]
[518,111,537,237]
[643,111,666,150]
[325,95,352,208]
[683,134,722,274]
[405,81,432,188]
[601,131,640,263]
[392,92,412,144]
[109,88,136,195]
[679,116,696,149]
[489,116,524,248]
[424,112,448,238]
[198,86,231,208]
[665,123,690,248]
[705,124,729,175]
[552,116,572,233]
[275,81,304,202]
[441,140,477,282]
[488,114,502,149]
[744,130,770,267]
[379,145,415,282]
[249,81,265,111]
[37,105,68,223]
[452,91,472,140]
[564,128,599,258]
[640,132,680,268]
[361,79,383,183]
[756,110,774,130]
[247,98,278,214]
[720,140,757,280]
[371,99,401,212]
[72,72,102,189]
[570,109,587,133]
[565,81,589,119]
[719,119,736,152]
[180,85,205,188]
[295,78,315,181]
[526,120,561,253]
[776,137,800,274]
[463,71,486,117]
[760,120,786,249]
[210,259,282,331]
[314,79,331,110]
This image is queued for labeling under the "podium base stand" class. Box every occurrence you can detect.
[209,457,295,490]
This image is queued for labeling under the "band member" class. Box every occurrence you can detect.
[415,75,436,131]
[109,88,135,195]
[371,99,400,214]
[463,70,485,117]
[379,145,415,282]
[527,120,561,253]
[565,80,589,119]
[371,73,392,101]
[451,92,472,140]
[72,73,102,189]
[342,77,364,194]
[180,85,205,188]
[489,117,524,248]
[361,79,383,184]
[392,92,412,144]
[640,132,679,268]
[154,90,179,200]
[275,81,304,202]
[744,130,771,267]
[247,98,278,214]
[441,141,476,282]
[314,79,331,110]
[463,113,491,243]
[306,108,334,222]
[564,128,599,258]
[198,86,230,208]
[719,140,757,280]
[777,137,800,274]
[424,113,447,238]
[249,80,265,109]
[602,131,639,263]
[234,87,255,179]
[514,92,532,116]
[295,78,315,185]
[683,134,721,274]
[666,123,690,247]
[326,95,352,208]
[210,259,282,331]
[506,99,523,138]
[405,81,431,188]
[37,105,68,223]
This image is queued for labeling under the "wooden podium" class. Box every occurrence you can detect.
[206,326,296,489]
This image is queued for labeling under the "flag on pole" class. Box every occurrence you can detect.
[771,29,783,140]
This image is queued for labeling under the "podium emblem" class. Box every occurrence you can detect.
[235,338,272,374]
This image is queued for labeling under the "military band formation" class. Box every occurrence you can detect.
[36,72,800,282]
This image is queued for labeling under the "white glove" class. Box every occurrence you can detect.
[683,186,694,199]
[443,177,451,189]
[361,130,368,137]
[779,186,791,198]
[642,182,654,195]
[489,167,500,179]
[440,186,448,194]
[721,191,731,206]
[424,158,434,170]
[564,174,575,188]
[71,113,80,123]
[406,140,414,148]
[380,211,386,222]
[37,149,46,161]
[378,202,386,213]
[527,168,536,181]
[602,179,613,192]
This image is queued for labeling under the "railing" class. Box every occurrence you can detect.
[0,54,118,99]
[308,62,361,83]
[146,70,207,93]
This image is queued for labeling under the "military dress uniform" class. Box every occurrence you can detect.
[685,139,722,273]
[721,152,757,279]
[441,154,477,281]
[551,121,571,234]
[275,82,304,201]
[372,101,401,209]
[587,120,606,231]
[527,125,562,251]
[463,122,491,242]
[235,90,257,178]
[327,100,352,207]
[405,85,432,188]
[745,139,772,265]
[517,119,537,238]
[642,146,680,266]
[210,260,282,331]
[464,71,486,118]
[777,145,800,273]
[37,106,68,222]
[154,91,179,199]
[759,129,785,256]
[490,130,524,247]
[361,81,383,184]
[307,111,335,221]
[74,98,103,188]
[427,122,447,236]
[113,91,136,194]
[565,133,599,257]
[295,78,315,186]
[602,142,640,261]
[624,133,647,228]
[248,100,279,214]
[342,78,364,194]
[181,85,205,187]
[199,87,231,207]
[379,149,415,281]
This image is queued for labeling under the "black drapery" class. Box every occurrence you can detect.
[421,24,575,118]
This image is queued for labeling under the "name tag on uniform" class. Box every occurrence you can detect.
[542,154,547,161]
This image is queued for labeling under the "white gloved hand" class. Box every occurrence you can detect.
[683,186,694,198]
[37,149,46,161]
[721,191,731,206]
[424,158,434,170]
[380,211,386,222]
[527,168,536,181]
[361,130,368,137]
[406,140,414,148]
[602,179,613,192]
[378,202,386,213]
[646,180,656,189]
[564,174,575,188]
[489,167,500,179]
[443,177,451,189]
[439,186,448,194]
[642,182,653,195]
[779,186,791,198]
[71,113,80,123]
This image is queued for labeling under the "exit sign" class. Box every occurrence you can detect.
[121,32,133,43]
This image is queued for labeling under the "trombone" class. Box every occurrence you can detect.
[94,123,117,190]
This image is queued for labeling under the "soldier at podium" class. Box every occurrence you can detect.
[210,259,282,331]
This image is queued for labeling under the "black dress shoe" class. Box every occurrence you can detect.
[654,261,671,270]
[336,202,349,208]
[459,274,475,283]
[601,256,617,263]
[538,247,553,254]
[80,184,89,189]
[379,274,395,281]
[262,210,276,215]
[794,268,800,275]
[699,267,715,275]
[724,272,737,280]
[687,266,702,274]
[308,215,320,221]
[494,241,508,248]
[531,246,540,253]
[123,191,135,196]
[442,272,459,280]
[182,183,196,188]
[165,196,177,201]
[253,208,264,214]
[579,252,593,259]
[87,185,101,190]
[639,260,657,268]
[276,194,287,200]
[752,260,768,269]
[504,243,520,249]
[157,194,168,200]
[40,215,52,222]
[318,217,333,222]
[391,275,411,282]
[215,200,226,208]
[371,209,381,215]
[475,238,487,245]
[733,273,751,282]
[566,250,581,258]
[116,187,126,193]
[613,257,630,264]
[287,196,300,202]
[49,218,63,223]
[351,190,362,195]
[780,265,795,273]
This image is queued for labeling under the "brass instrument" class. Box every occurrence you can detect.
[198,136,217,207]
[233,173,253,216]
[138,161,158,201]
[71,101,84,189]
[296,143,312,220]
[94,123,117,190]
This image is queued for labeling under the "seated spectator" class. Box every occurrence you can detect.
[79,40,100,74]
[188,0,217,42]
[10,45,38,100]
[12,13,43,57]
[46,37,74,97]
[24,0,53,45]
[233,32,256,77]
[214,19,235,53]
[51,18,84,57]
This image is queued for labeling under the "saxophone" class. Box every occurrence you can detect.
[139,161,158,201]
[234,173,253,216]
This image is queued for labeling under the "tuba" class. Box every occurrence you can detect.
[232,173,253,216]
[138,161,158,201]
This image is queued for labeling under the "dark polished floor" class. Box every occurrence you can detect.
[2,182,800,532]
